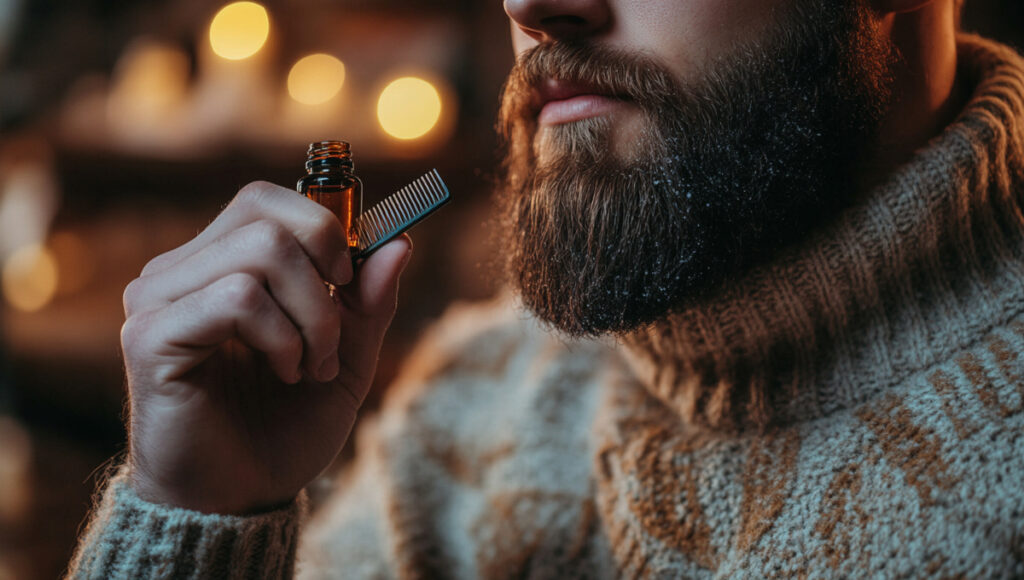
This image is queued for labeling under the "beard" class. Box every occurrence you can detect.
[496,1,896,337]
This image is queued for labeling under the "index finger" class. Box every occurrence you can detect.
[142,181,352,285]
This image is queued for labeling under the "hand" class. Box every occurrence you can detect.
[120,181,412,514]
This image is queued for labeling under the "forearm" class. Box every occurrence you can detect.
[67,466,306,580]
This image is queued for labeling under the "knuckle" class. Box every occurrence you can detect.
[122,278,146,316]
[139,253,171,277]
[304,221,345,269]
[236,181,274,207]
[306,209,341,245]
[120,314,150,356]
[215,273,265,313]
[308,205,337,232]
[251,219,297,259]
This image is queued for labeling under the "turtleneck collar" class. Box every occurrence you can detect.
[620,35,1024,432]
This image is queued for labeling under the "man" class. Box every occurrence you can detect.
[70,0,1024,577]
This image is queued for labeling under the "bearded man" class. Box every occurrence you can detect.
[70,0,1024,577]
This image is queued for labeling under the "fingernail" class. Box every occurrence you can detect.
[317,355,339,382]
[400,242,413,269]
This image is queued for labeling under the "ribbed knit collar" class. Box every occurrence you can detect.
[620,35,1024,432]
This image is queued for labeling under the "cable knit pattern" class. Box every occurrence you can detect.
[621,34,1024,431]
[68,35,1024,578]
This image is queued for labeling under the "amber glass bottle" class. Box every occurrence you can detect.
[297,140,362,249]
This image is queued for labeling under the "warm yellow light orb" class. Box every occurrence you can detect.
[209,2,270,60]
[109,42,190,122]
[377,77,442,140]
[287,54,346,105]
[2,243,58,312]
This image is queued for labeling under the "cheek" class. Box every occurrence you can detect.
[621,0,792,80]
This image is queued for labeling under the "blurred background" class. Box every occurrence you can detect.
[0,1,1020,578]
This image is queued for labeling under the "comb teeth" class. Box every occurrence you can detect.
[353,169,450,260]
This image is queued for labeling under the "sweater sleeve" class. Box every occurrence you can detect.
[66,467,306,580]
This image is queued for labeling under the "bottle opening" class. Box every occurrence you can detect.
[305,140,353,173]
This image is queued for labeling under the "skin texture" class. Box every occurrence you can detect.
[506,0,786,162]
[124,0,958,514]
[504,0,959,177]
[123,181,411,514]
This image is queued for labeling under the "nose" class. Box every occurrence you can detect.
[504,0,611,43]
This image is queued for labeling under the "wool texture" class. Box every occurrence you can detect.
[67,469,305,579]
[68,35,1024,579]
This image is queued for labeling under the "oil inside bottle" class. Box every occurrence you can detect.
[297,140,362,249]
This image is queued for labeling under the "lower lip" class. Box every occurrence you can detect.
[538,95,624,125]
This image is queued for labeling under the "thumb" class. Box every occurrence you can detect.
[332,235,412,388]
[341,234,413,320]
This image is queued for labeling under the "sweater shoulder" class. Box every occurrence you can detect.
[737,317,1024,577]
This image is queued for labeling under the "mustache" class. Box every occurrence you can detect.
[498,43,682,136]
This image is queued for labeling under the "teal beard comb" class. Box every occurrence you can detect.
[353,169,451,261]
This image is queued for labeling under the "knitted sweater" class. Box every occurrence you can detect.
[69,35,1024,579]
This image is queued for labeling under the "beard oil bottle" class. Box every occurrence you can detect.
[297,140,362,250]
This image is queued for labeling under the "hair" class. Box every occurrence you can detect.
[496,2,897,337]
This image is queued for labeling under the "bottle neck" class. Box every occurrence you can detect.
[306,159,354,175]
[305,140,354,175]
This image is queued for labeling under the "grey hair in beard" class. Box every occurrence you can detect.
[496,1,895,337]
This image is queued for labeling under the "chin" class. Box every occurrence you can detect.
[533,111,653,168]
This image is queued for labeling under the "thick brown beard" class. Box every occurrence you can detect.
[496,2,896,337]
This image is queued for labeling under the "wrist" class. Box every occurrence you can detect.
[128,464,297,516]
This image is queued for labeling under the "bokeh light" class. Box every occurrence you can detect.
[377,77,443,140]
[2,243,58,312]
[208,2,270,61]
[0,160,59,259]
[108,41,190,124]
[287,54,346,105]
